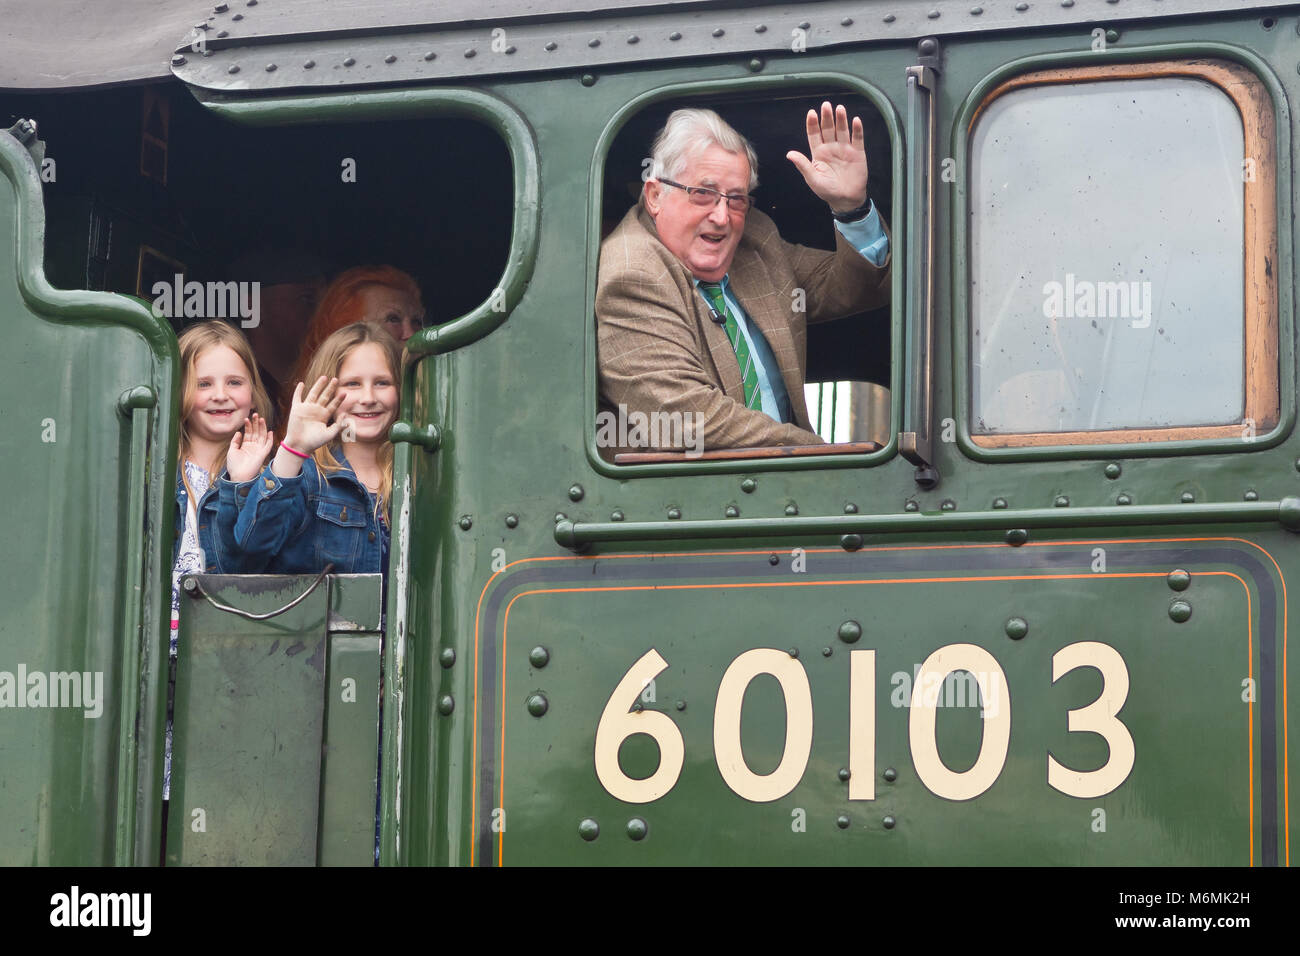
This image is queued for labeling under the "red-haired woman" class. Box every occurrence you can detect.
[282,265,423,419]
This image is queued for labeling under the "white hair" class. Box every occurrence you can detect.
[648,108,759,192]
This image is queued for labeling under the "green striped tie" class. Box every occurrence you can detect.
[699,282,761,411]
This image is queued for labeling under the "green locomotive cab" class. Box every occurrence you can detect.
[0,0,1297,867]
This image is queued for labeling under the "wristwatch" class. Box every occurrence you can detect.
[831,198,873,223]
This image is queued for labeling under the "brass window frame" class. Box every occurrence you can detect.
[967,59,1278,449]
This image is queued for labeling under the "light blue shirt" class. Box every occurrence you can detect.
[695,202,889,423]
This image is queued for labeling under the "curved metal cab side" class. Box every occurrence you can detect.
[0,125,178,865]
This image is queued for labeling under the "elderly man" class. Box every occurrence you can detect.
[597,102,891,453]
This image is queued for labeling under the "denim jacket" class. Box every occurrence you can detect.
[230,453,390,575]
[174,469,263,573]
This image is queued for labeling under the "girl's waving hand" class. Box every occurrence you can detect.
[226,413,275,482]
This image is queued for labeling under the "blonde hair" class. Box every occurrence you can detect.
[302,321,403,516]
[177,321,273,502]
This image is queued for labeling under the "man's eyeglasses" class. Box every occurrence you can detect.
[657,178,754,212]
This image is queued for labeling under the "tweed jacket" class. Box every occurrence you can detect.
[597,202,891,452]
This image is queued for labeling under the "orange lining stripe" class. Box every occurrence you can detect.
[469,535,1287,866]
[493,569,1257,867]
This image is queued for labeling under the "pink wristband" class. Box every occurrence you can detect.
[280,440,309,460]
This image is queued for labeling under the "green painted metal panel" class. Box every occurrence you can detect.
[467,537,1280,865]
[166,574,382,866]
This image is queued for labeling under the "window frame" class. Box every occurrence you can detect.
[585,72,904,478]
[953,51,1291,460]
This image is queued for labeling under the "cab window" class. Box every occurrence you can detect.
[968,60,1278,446]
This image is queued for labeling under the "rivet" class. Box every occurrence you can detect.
[741,478,757,493]
[1104,462,1122,479]
[667,507,681,520]
[265,63,276,72]
[182,577,198,594]
[1015,2,1027,9]
[1005,617,1028,640]
[627,35,639,44]
[712,28,725,37]
[1245,490,1259,501]
[1106,28,1120,42]
[529,646,550,668]
[838,767,851,781]
[457,515,472,531]
[788,647,799,659]
[568,484,584,502]
[1180,491,1195,503]
[1061,0,1074,6]
[580,73,596,86]
[588,38,600,48]
[883,767,898,783]
[246,0,256,5]
[385,54,397,64]
[423,51,437,61]
[611,509,624,521]
[1116,494,1132,505]
[232,13,242,20]
[214,2,228,11]
[1054,495,1069,507]
[919,37,938,53]
[904,501,919,512]
[725,505,740,518]
[970,5,983,13]
[841,534,863,552]
[992,497,1008,509]
[227,64,240,74]
[526,693,549,717]
[578,818,600,841]
[841,16,854,26]
[838,620,862,644]
[768,554,779,566]
[195,22,211,30]
[748,58,765,73]
[1167,569,1191,592]
[439,648,456,669]
[545,42,557,51]
[844,502,859,514]
[784,503,798,516]
[836,815,850,829]
[1006,528,1028,547]
[437,695,455,715]
[626,818,648,840]
[928,10,941,19]
[1294,457,1300,472]
[505,513,518,528]
[172,55,187,66]
[675,700,686,711]
[1169,600,1193,623]
[799,21,811,30]
[883,816,897,830]
[884,14,896,22]
[505,45,516,54]
[343,56,355,66]
[554,512,567,523]
[669,31,682,41]
[822,647,832,657]
[755,24,767,33]
[941,499,956,511]
[217,30,228,38]
[464,49,476,58]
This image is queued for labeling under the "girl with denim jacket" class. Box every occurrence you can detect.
[234,321,400,575]
[168,321,276,799]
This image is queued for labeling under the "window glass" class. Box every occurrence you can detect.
[971,77,1245,435]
